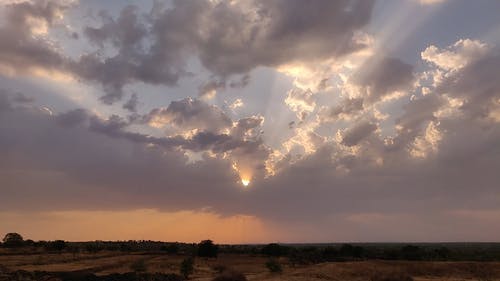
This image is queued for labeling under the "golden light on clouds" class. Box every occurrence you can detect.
[232,162,253,187]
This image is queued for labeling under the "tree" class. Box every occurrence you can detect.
[2,233,24,248]
[197,240,218,258]
[180,257,194,279]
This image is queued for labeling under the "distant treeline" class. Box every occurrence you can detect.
[2,233,500,262]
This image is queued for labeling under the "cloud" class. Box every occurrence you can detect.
[231,115,264,139]
[438,53,500,120]
[0,0,72,77]
[322,98,364,123]
[1,77,500,234]
[0,0,376,104]
[195,0,375,76]
[143,98,232,133]
[285,88,316,121]
[341,120,378,147]
[350,57,414,104]
[69,0,374,103]
[198,80,225,100]
[122,93,139,112]
[422,39,489,71]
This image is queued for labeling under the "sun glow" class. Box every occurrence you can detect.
[241,179,250,187]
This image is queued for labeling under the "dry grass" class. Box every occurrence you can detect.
[1,253,500,281]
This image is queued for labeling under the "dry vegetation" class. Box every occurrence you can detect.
[1,252,500,281]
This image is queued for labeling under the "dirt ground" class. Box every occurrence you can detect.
[1,252,500,281]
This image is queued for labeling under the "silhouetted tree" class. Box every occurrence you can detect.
[198,240,218,258]
[2,233,24,248]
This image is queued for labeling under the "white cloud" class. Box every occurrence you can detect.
[421,39,489,71]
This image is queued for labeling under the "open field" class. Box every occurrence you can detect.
[1,252,500,281]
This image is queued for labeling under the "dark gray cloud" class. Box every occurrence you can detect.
[13,92,35,104]
[438,53,500,120]
[122,93,139,112]
[351,57,414,103]
[0,0,375,104]
[341,120,378,146]
[143,98,232,133]
[322,97,364,122]
[387,93,445,151]
[195,0,374,76]
[0,0,71,76]
[0,90,12,113]
[71,0,374,103]
[231,115,264,139]
[198,80,225,99]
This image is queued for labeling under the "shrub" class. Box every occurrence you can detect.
[180,257,194,279]
[265,259,282,273]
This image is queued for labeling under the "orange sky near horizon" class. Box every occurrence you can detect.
[0,209,281,244]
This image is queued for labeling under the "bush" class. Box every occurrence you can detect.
[198,240,218,258]
[130,259,147,273]
[265,259,282,273]
[180,257,194,279]
[212,270,247,281]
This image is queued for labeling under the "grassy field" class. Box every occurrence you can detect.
[1,251,500,281]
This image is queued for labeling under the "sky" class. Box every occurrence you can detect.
[0,0,500,243]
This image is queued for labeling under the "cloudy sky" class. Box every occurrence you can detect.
[1,0,500,243]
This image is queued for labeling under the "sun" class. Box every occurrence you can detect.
[241,179,250,187]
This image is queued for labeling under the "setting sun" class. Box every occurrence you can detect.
[241,179,250,187]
